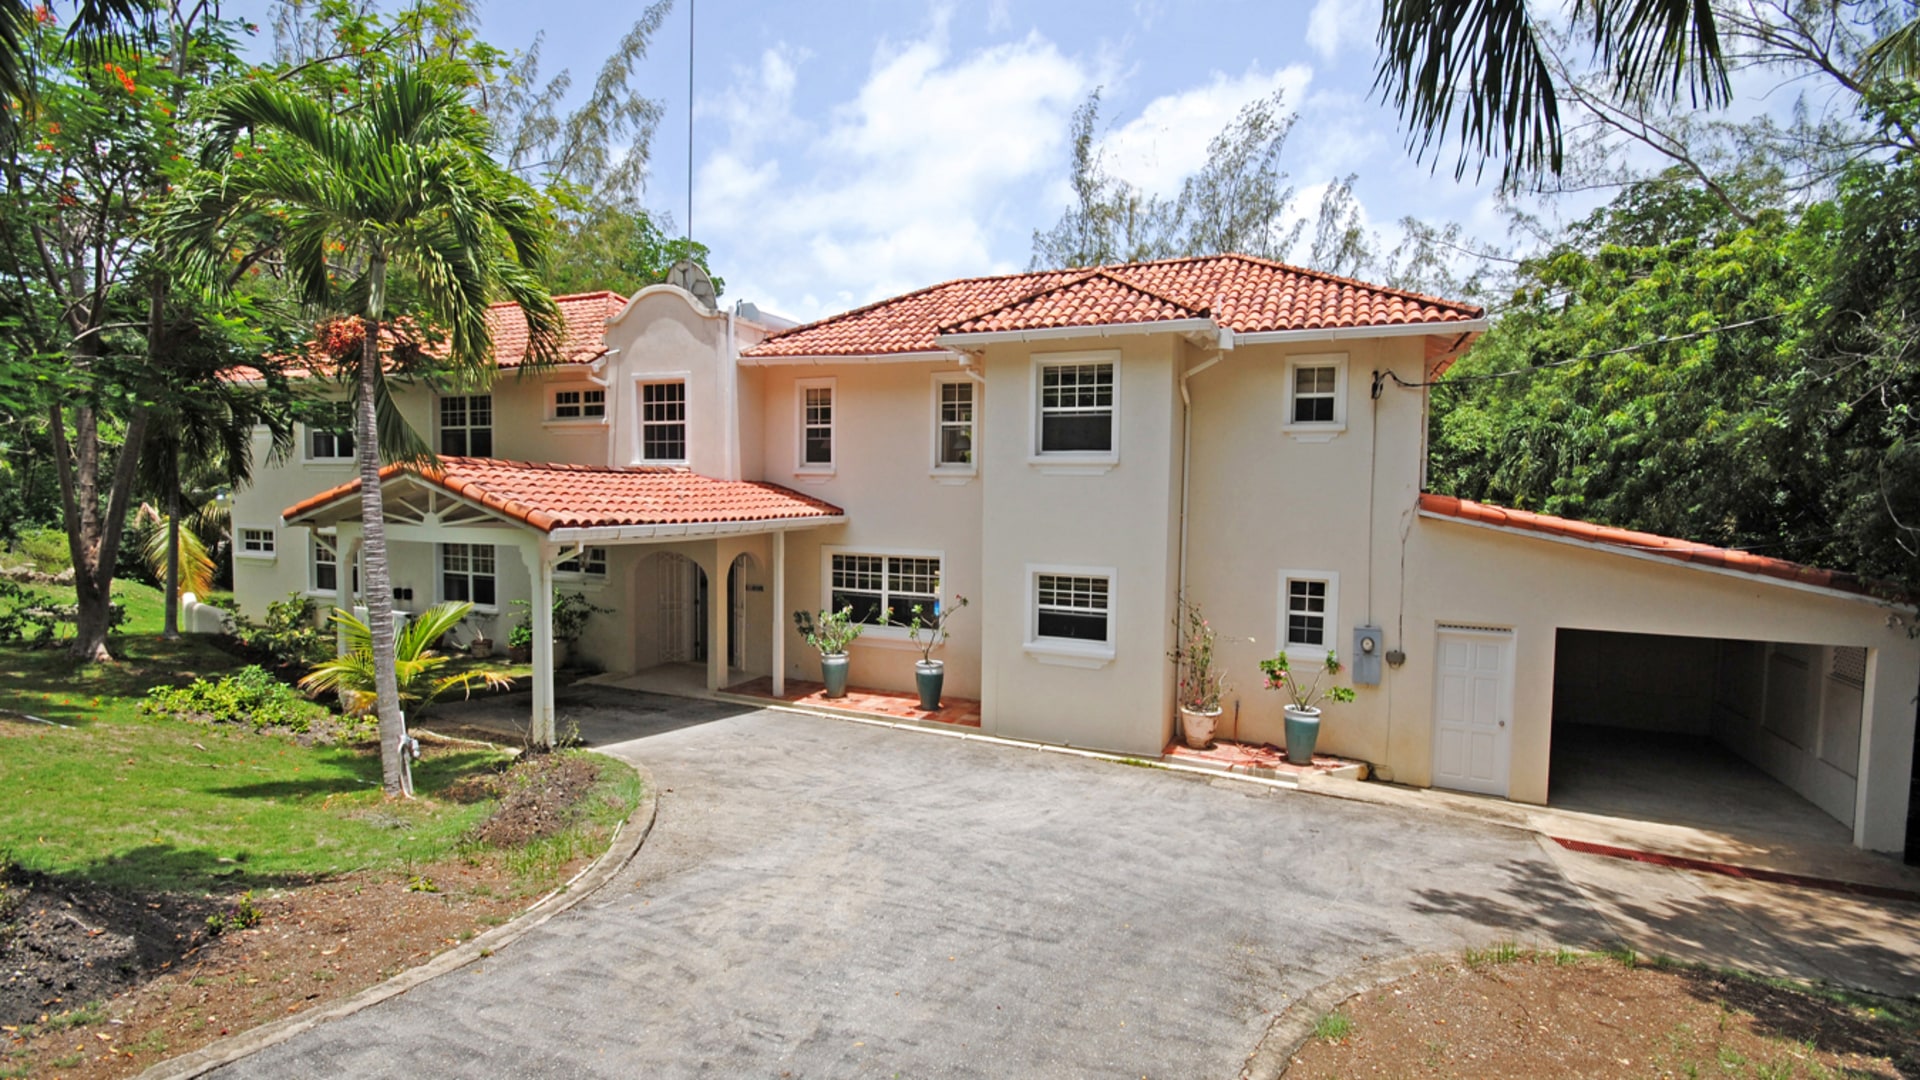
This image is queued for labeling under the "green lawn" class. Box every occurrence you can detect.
[10,578,211,639]
[0,634,519,895]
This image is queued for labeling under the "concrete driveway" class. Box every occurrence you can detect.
[217,689,1615,1079]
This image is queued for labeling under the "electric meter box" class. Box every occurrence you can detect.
[1352,625,1385,685]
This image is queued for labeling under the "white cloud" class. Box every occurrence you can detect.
[985,0,1011,33]
[1306,0,1379,62]
[697,23,1090,319]
[1097,65,1313,196]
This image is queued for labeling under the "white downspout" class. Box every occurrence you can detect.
[1176,346,1228,607]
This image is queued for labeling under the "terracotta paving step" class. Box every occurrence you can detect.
[729,676,981,728]
[1163,738,1368,780]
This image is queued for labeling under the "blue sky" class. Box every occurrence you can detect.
[241,0,1518,320]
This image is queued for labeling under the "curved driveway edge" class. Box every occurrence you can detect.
[134,758,661,1080]
[1238,949,1468,1080]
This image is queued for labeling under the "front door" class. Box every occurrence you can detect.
[1432,626,1514,796]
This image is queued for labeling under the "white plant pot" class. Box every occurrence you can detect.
[1179,705,1222,749]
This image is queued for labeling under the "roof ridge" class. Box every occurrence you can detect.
[937,269,1209,333]
[756,268,1070,347]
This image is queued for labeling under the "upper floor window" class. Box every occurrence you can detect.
[1283,355,1347,438]
[237,527,276,559]
[306,427,355,462]
[1037,358,1115,455]
[828,551,940,626]
[553,388,606,420]
[441,543,497,607]
[439,394,493,457]
[557,546,609,578]
[798,378,835,470]
[639,382,687,462]
[933,375,976,472]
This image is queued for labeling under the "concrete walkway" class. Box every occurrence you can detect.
[215,689,1612,1079]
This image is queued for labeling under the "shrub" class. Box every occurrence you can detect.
[204,891,261,936]
[0,581,122,646]
[142,665,324,733]
[230,592,328,665]
[8,527,70,574]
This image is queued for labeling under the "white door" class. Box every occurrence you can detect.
[657,554,691,663]
[1431,626,1514,796]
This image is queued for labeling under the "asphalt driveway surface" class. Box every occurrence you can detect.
[216,690,1612,1078]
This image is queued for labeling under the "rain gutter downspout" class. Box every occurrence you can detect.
[1177,328,1234,610]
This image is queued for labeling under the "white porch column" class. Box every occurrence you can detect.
[772,530,786,696]
[334,525,363,658]
[707,546,729,693]
[520,540,558,748]
[1855,642,1920,852]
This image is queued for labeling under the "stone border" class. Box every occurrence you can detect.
[134,758,661,1080]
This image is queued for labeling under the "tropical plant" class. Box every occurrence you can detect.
[1169,600,1228,713]
[230,592,329,667]
[508,591,612,652]
[165,64,562,790]
[299,601,514,718]
[793,606,864,656]
[892,589,968,665]
[1259,650,1356,712]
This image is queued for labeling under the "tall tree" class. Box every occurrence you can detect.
[165,66,561,794]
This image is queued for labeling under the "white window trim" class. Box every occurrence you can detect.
[304,530,363,597]
[545,383,609,432]
[298,422,356,466]
[236,526,277,561]
[1028,350,1121,474]
[435,392,496,457]
[795,377,837,478]
[1277,568,1340,665]
[930,371,980,481]
[1023,563,1117,668]
[1282,353,1349,442]
[630,374,691,466]
[555,546,611,587]
[819,546,944,642]
[438,542,500,614]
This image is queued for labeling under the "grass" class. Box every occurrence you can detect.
[0,632,516,894]
[1313,1010,1354,1042]
[1463,940,1523,968]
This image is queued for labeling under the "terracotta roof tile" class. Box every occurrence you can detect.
[744,253,1482,358]
[283,458,844,533]
[491,291,625,369]
[1417,493,1903,603]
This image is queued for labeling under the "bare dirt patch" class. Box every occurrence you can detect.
[1284,950,1920,1079]
[463,752,603,847]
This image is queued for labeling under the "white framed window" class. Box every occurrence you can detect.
[237,527,276,559]
[824,550,941,630]
[638,381,688,463]
[552,387,606,420]
[1282,354,1347,439]
[932,373,978,476]
[439,394,494,457]
[797,378,835,472]
[440,543,497,609]
[1023,564,1117,667]
[557,546,609,578]
[303,425,355,462]
[310,533,361,594]
[1031,352,1119,471]
[1277,569,1339,662]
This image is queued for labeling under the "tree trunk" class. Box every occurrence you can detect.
[162,485,181,639]
[48,388,151,663]
[357,309,407,797]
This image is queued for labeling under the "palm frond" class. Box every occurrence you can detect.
[1861,16,1920,83]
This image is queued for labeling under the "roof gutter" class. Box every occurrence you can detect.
[735,349,970,367]
[551,515,850,545]
[937,317,1223,351]
[1232,318,1489,346]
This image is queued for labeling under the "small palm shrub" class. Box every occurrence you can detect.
[229,592,328,665]
[300,601,515,717]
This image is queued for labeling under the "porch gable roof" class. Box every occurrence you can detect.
[283,457,846,537]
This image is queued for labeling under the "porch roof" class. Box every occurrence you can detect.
[282,457,846,540]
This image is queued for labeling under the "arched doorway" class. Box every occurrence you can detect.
[726,553,760,673]
[635,551,707,668]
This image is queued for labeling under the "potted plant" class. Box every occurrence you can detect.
[793,605,863,698]
[895,590,968,710]
[1258,649,1356,765]
[459,613,494,658]
[1169,600,1227,748]
[507,592,610,667]
[506,621,533,663]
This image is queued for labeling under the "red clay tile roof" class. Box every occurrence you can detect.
[492,291,625,369]
[1418,493,1901,602]
[744,253,1483,358]
[283,457,845,533]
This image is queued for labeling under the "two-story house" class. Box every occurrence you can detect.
[232,255,1920,855]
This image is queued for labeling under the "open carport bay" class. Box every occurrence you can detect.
[1550,629,1868,845]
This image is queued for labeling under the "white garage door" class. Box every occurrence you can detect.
[1432,625,1514,796]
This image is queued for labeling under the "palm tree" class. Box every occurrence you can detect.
[166,65,561,796]
[1374,0,1920,183]
[300,600,514,719]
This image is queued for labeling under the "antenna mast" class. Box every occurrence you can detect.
[686,0,694,245]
